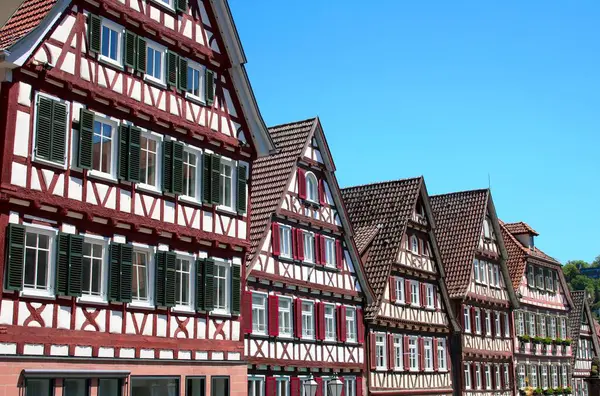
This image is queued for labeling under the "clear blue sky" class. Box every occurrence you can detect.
[230,0,600,264]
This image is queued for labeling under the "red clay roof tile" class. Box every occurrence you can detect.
[0,0,57,50]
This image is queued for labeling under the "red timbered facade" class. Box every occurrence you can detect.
[430,189,519,396]
[245,118,374,396]
[569,291,600,396]
[501,222,574,395]
[0,0,273,395]
[341,178,460,396]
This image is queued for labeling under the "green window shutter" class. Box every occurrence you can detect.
[137,37,147,73]
[165,252,177,307]
[231,263,241,315]
[5,224,25,291]
[205,69,214,105]
[67,234,84,297]
[118,125,129,180]
[119,244,133,303]
[236,164,247,215]
[124,31,137,69]
[203,258,215,311]
[167,51,178,87]
[78,108,94,169]
[128,126,141,182]
[178,58,188,91]
[35,96,53,160]
[55,233,69,296]
[88,14,101,53]
[172,142,184,195]
[202,153,212,204]
[162,140,173,193]
[155,251,166,306]
[195,258,205,311]
[108,244,121,302]
[210,155,221,205]
[175,0,188,13]
[50,101,67,164]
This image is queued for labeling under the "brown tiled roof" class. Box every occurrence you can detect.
[341,178,423,318]
[503,221,539,236]
[354,224,380,254]
[429,189,489,298]
[248,118,316,261]
[569,291,600,366]
[0,0,57,50]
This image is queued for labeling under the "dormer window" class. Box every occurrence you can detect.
[529,235,535,249]
[483,217,494,240]
[305,172,318,203]
[410,236,419,254]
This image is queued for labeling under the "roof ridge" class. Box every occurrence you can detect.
[341,176,423,191]
[430,188,489,198]
[268,117,318,130]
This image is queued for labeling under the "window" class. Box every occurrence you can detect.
[276,378,288,396]
[464,363,472,390]
[495,365,501,390]
[529,365,538,388]
[211,377,229,396]
[64,379,88,396]
[551,365,559,388]
[25,379,52,396]
[145,41,166,84]
[213,260,230,313]
[301,301,314,339]
[541,365,548,389]
[395,277,405,303]
[410,236,418,254]
[394,335,403,370]
[182,149,199,199]
[493,265,500,287]
[303,232,314,263]
[324,237,336,267]
[536,267,544,289]
[99,19,123,66]
[89,116,117,177]
[175,255,193,309]
[247,377,263,396]
[132,249,150,303]
[479,260,487,284]
[504,313,510,337]
[517,365,526,389]
[375,334,386,369]
[278,297,292,337]
[483,217,492,238]
[485,310,492,336]
[504,364,510,390]
[425,284,434,308]
[139,133,160,188]
[186,61,205,99]
[473,259,480,282]
[81,238,106,299]
[217,159,235,210]
[346,307,357,342]
[343,378,356,396]
[516,311,524,336]
[464,306,471,333]
[154,0,174,9]
[410,281,420,306]
[132,377,179,396]
[527,265,535,287]
[549,316,557,339]
[475,364,482,390]
[408,336,418,371]
[561,365,568,387]
[539,315,546,337]
[252,293,267,335]
[560,317,567,339]
[99,379,121,396]
[474,308,481,334]
[279,225,292,259]
[495,312,501,337]
[23,227,55,295]
[305,172,318,203]
[528,312,536,336]
[484,365,491,390]
[546,269,554,291]
[324,304,336,341]
[423,338,433,371]
[488,264,494,288]
[437,338,447,370]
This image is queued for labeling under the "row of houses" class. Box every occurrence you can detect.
[0,1,595,396]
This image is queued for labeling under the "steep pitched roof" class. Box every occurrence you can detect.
[569,291,600,366]
[0,0,57,50]
[503,221,539,236]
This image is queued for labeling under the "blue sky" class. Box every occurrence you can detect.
[229,0,600,264]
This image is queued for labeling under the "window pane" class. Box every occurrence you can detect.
[64,379,88,396]
[132,377,179,396]
[211,378,229,396]
[26,379,51,396]
[220,163,232,207]
[186,378,205,396]
[176,258,190,305]
[99,379,121,396]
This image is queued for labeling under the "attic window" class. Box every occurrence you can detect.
[483,217,494,239]
[305,172,318,203]
[529,235,535,249]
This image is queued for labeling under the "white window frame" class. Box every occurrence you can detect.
[425,284,434,309]
[79,234,110,303]
[247,376,264,396]
[32,92,70,169]
[276,377,289,396]
[410,280,420,307]
[129,243,154,308]
[324,237,336,268]
[475,363,482,390]
[516,311,524,336]
[305,172,318,203]
[493,264,500,287]
[20,223,57,298]
[252,292,268,336]
[488,263,494,288]
[410,236,419,254]
[217,156,237,212]
[527,264,535,287]
[98,18,124,68]
[541,365,548,389]
[495,311,501,337]
[88,114,119,181]
[485,310,492,336]
[375,333,387,370]
[473,259,480,282]
[530,365,538,388]
[561,365,568,388]
[550,316,557,339]
[464,306,471,333]
[495,364,501,390]
[278,296,293,338]
[484,364,491,390]
[211,259,231,315]
[464,363,472,390]
[423,337,433,372]
[279,224,292,259]
[408,336,418,372]
[184,59,206,104]
[551,365,558,388]
[144,39,167,86]
[324,303,336,341]
[504,312,510,337]
[343,377,356,396]
[393,335,403,371]
[395,276,405,304]
[301,300,314,340]
[179,145,202,203]
[504,364,510,390]
[345,306,357,343]
[303,231,314,263]
[518,364,526,389]
[528,312,536,337]
[437,338,447,371]
[479,260,487,284]
[137,130,162,193]
[474,308,481,335]
[173,251,195,312]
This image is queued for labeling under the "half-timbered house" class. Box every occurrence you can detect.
[430,189,519,396]
[0,0,274,394]
[501,222,574,395]
[341,178,460,396]
[245,117,374,396]
[569,291,600,396]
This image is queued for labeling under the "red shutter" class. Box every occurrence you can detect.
[369,333,376,370]
[389,277,397,302]
[315,377,323,396]
[291,228,298,260]
[320,235,326,265]
[405,279,412,305]
[319,179,326,205]
[433,338,439,371]
[434,287,440,312]
[340,377,345,396]
[471,307,477,333]
[357,308,364,343]
[314,234,321,265]
[419,337,424,371]
[294,299,303,338]
[420,283,426,307]
[297,168,306,199]
[271,223,281,256]
[482,365,487,390]
[243,291,253,334]
[403,336,410,370]
[290,377,300,396]
[336,239,343,270]
[296,229,304,262]
[461,305,465,329]
[472,363,477,389]
[266,377,276,396]
[356,376,363,396]
[338,305,347,342]
[387,333,395,370]
[481,311,487,336]
[268,295,279,337]
[316,301,325,340]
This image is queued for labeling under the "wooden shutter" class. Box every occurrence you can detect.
[482,365,487,390]
[119,244,133,302]
[202,154,212,203]
[315,301,324,340]
[297,168,306,199]
[118,125,129,180]
[155,252,167,306]
[419,337,425,371]
[128,126,141,182]
[195,258,205,311]
[124,31,137,68]
[482,311,487,336]
[268,294,279,336]
[265,377,276,396]
[387,333,394,370]
[109,244,121,302]
[471,363,477,389]
[67,234,84,297]
[164,251,176,307]
[55,233,70,296]
[314,234,321,265]
[162,141,183,194]
[78,108,94,169]
[210,155,221,205]
[236,164,247,214]
[50,100,67,164]
[242,290,252,334]
[88,14,101,53]
[434,286,439,311]
[296,229,304,262]
[389,277,397,302]
[335,239,343,270]
[405,279,411,305]
[356,376,363,396]
[271,223,281,256]
[203,258,215,311]
[320,235,326,265]
[35,96,53,160]
[205,69,214,105]
[162,141,173,192]
[433,338,439,371]
[337,305,347,342]
[291,228,297,261]
[294,299,302,338]
[137,37,147,73]
[403,336,410,370]
[315,377,323,396]
[290,377,300,396]
[356,308,364,343]
[167,51,178,87]
[420,282,426,307]
[178,57,188,91]
[318,179,326,205]
[471,307,477,333]
[231,263,241,315]
[369,333,376,370]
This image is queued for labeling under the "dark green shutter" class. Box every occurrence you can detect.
[162,141,173,192]
[128,126,141,182]
[120,244,133,303]
[137,37,147,73]
[205,69,214,105]
[78,108,94,169]
[108,243,133,302]
[35,96,53,161]
[178,58,188,91]
[202,154,212,204]
[118,125,129,180]
[165,252,176,307]
[175,0,188,13]
[5,224,25,291]
[88,14,101,53]
[172,142,184,195]
[210,155,221,205]
[67,234,83,297]
[203,258,215,311]
[155,251,166,306]
[108,244,121,302]
[55,233,69,295]
[231,264,241,315]
[236,164,247,214]
[195,258,204,311]
[49,101,67,164]
[124,31,137,69]
[167,51,178,87]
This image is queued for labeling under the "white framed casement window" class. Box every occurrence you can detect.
[301,301,314,340]
[80,234,109,302]
[541,365,548,389]
[174,252,194,312]
[536,267,544,289]
[464,306,471,333]
[395,277,405,303]
[212,259,231,314]
[343,377,356,396]
[303,231,314,263]
[393,335,403,370]
[185,59,205,103]
[410,235,418,254]
[324,237,336,268]
[561,365,568,388]
[99,18,124,67]
[375,333,387,370]
[485,310,492,336]
[247,376,264,396]
[180,146,201,202]
[484,364,491,390]
[473,259,480,282]
[539,315,546,337]
[218,157,236,212]
[408,336,418,371]
[324,303,336,341]
[145,40,167,86]
[474,308,481,335]
[21,224,57,297]
[410,280,420,307]
[551,365,558,388]
[305,172,318,203]
[495,365,502,390]
[464,363,472,390]
[437,338,447,371]
[278,297,292,337]
[276,377,289,396]
[517,364,526,389]
[89,114,119,180]
[515,311,524,336]
[492,264,499,287]
[504,312,510,337]
[530,365,538,388]
[475,364,482,390]
[546,269,554,291]
[130,243,154,307]
[561,317,567,339]
[252,292,267,335]
[527,312,535,336]
[483,217,491,239]
[479,260,487,284]
[423,337,433,372]
[425,284,435,309]
[504,364,510,389]
[279,225,292,259]
[495,312,501,337]
[345,306,357,342]
[138,131,162,192]
[487,263,494,288]
[527,264,535,287]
